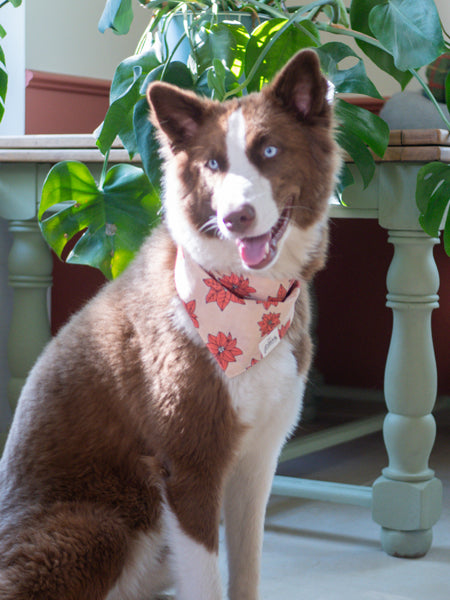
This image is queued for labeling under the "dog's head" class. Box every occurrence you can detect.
[147,50,340,278]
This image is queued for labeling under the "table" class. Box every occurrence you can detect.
[0,131,446,558]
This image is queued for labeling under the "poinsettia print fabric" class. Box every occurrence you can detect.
[174,248,300,377]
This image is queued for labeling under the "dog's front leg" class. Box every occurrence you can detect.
[223,433,283,600]
[164,476,223,600]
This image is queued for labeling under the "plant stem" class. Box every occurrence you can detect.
[99,149,110,190]
[411,68,450,131]
[315,21,386,52]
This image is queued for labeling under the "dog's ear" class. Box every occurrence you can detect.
[268,50,331,121]
[147,82,207,149]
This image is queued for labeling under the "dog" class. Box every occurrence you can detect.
[0,50,340,599]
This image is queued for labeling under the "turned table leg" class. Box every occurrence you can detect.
[372,230,443,557]
[7,219,52,411]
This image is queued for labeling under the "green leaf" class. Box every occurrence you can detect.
[416,162,450,254]
[336,163,355,197]
[133,97,163,194]
[98,0,134,35]
[245,18,319,93]
[39,161,161,279]
[96,51,161,156]
[336,128,376,189]
[322,0,350,28]
[369,0,446,71]
[350,0,412,89]
[207,59,227,100]
[140,61,194,93]
[96,67,142,156]
[8,0,23,6]
[334,99,390,158]
[135,61,194,188]
[205,59,240,101]
[193,21,250,80]
[316,42,381,98]
[0,25,6,39]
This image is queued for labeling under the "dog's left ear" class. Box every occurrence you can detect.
[147,82,207,150]
[269,49,331,121]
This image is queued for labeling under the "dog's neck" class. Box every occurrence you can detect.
[175,247,300,377]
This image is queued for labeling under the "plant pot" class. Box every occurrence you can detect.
[140,11,266,64]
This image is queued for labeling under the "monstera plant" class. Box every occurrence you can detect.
[35,0,450,280]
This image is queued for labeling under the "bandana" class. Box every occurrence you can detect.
[174,248,300,377]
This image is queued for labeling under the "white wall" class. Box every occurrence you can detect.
[0,1,25,135]
[22,0,450,91]
[25,0,152,81]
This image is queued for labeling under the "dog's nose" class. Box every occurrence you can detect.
[223,204,256,234]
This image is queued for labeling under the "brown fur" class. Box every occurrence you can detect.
[0,228,244,598]
[0,50,340,599]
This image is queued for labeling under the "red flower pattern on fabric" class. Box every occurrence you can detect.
[258,284,288,309]
[206,332,243,371]
[278,320,291,339]
[258,312,281,337]
[219,273,257,298]
[184,300,199,328]
[204,273,256,311]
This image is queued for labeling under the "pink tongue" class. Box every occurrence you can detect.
[237,233,271,267]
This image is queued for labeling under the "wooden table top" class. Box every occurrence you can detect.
[0,129,449,163]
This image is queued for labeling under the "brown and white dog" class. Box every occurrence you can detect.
[0,50,340,599]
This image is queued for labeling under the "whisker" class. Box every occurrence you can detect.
[200,216,220,235]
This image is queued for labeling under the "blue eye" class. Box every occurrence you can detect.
[264,146,278,158]
[207,158,220,171]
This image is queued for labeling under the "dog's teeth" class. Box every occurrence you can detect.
[264,242,270,256]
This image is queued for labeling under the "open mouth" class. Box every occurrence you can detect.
[236,202,293,270]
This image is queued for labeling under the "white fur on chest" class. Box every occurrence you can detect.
[227,340,301,425]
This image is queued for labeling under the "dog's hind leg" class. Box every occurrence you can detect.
[0,502,130,600]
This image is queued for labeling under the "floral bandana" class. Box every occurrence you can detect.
[175,247,300,378]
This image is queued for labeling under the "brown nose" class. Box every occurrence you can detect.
[223,204,256,234]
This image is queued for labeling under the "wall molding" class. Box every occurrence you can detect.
[25,70,111,98]
[25,70,111,135]
[342,96,386,115]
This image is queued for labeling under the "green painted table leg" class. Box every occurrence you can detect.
[7,219,52,411]
[372,230,443,557]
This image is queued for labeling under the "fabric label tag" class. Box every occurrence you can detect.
[259,329,281,358]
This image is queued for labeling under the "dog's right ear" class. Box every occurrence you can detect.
[147,82,207,150]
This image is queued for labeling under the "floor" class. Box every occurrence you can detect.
[251,401,450,600]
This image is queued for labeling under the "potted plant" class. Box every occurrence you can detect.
[37,0,450,280]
